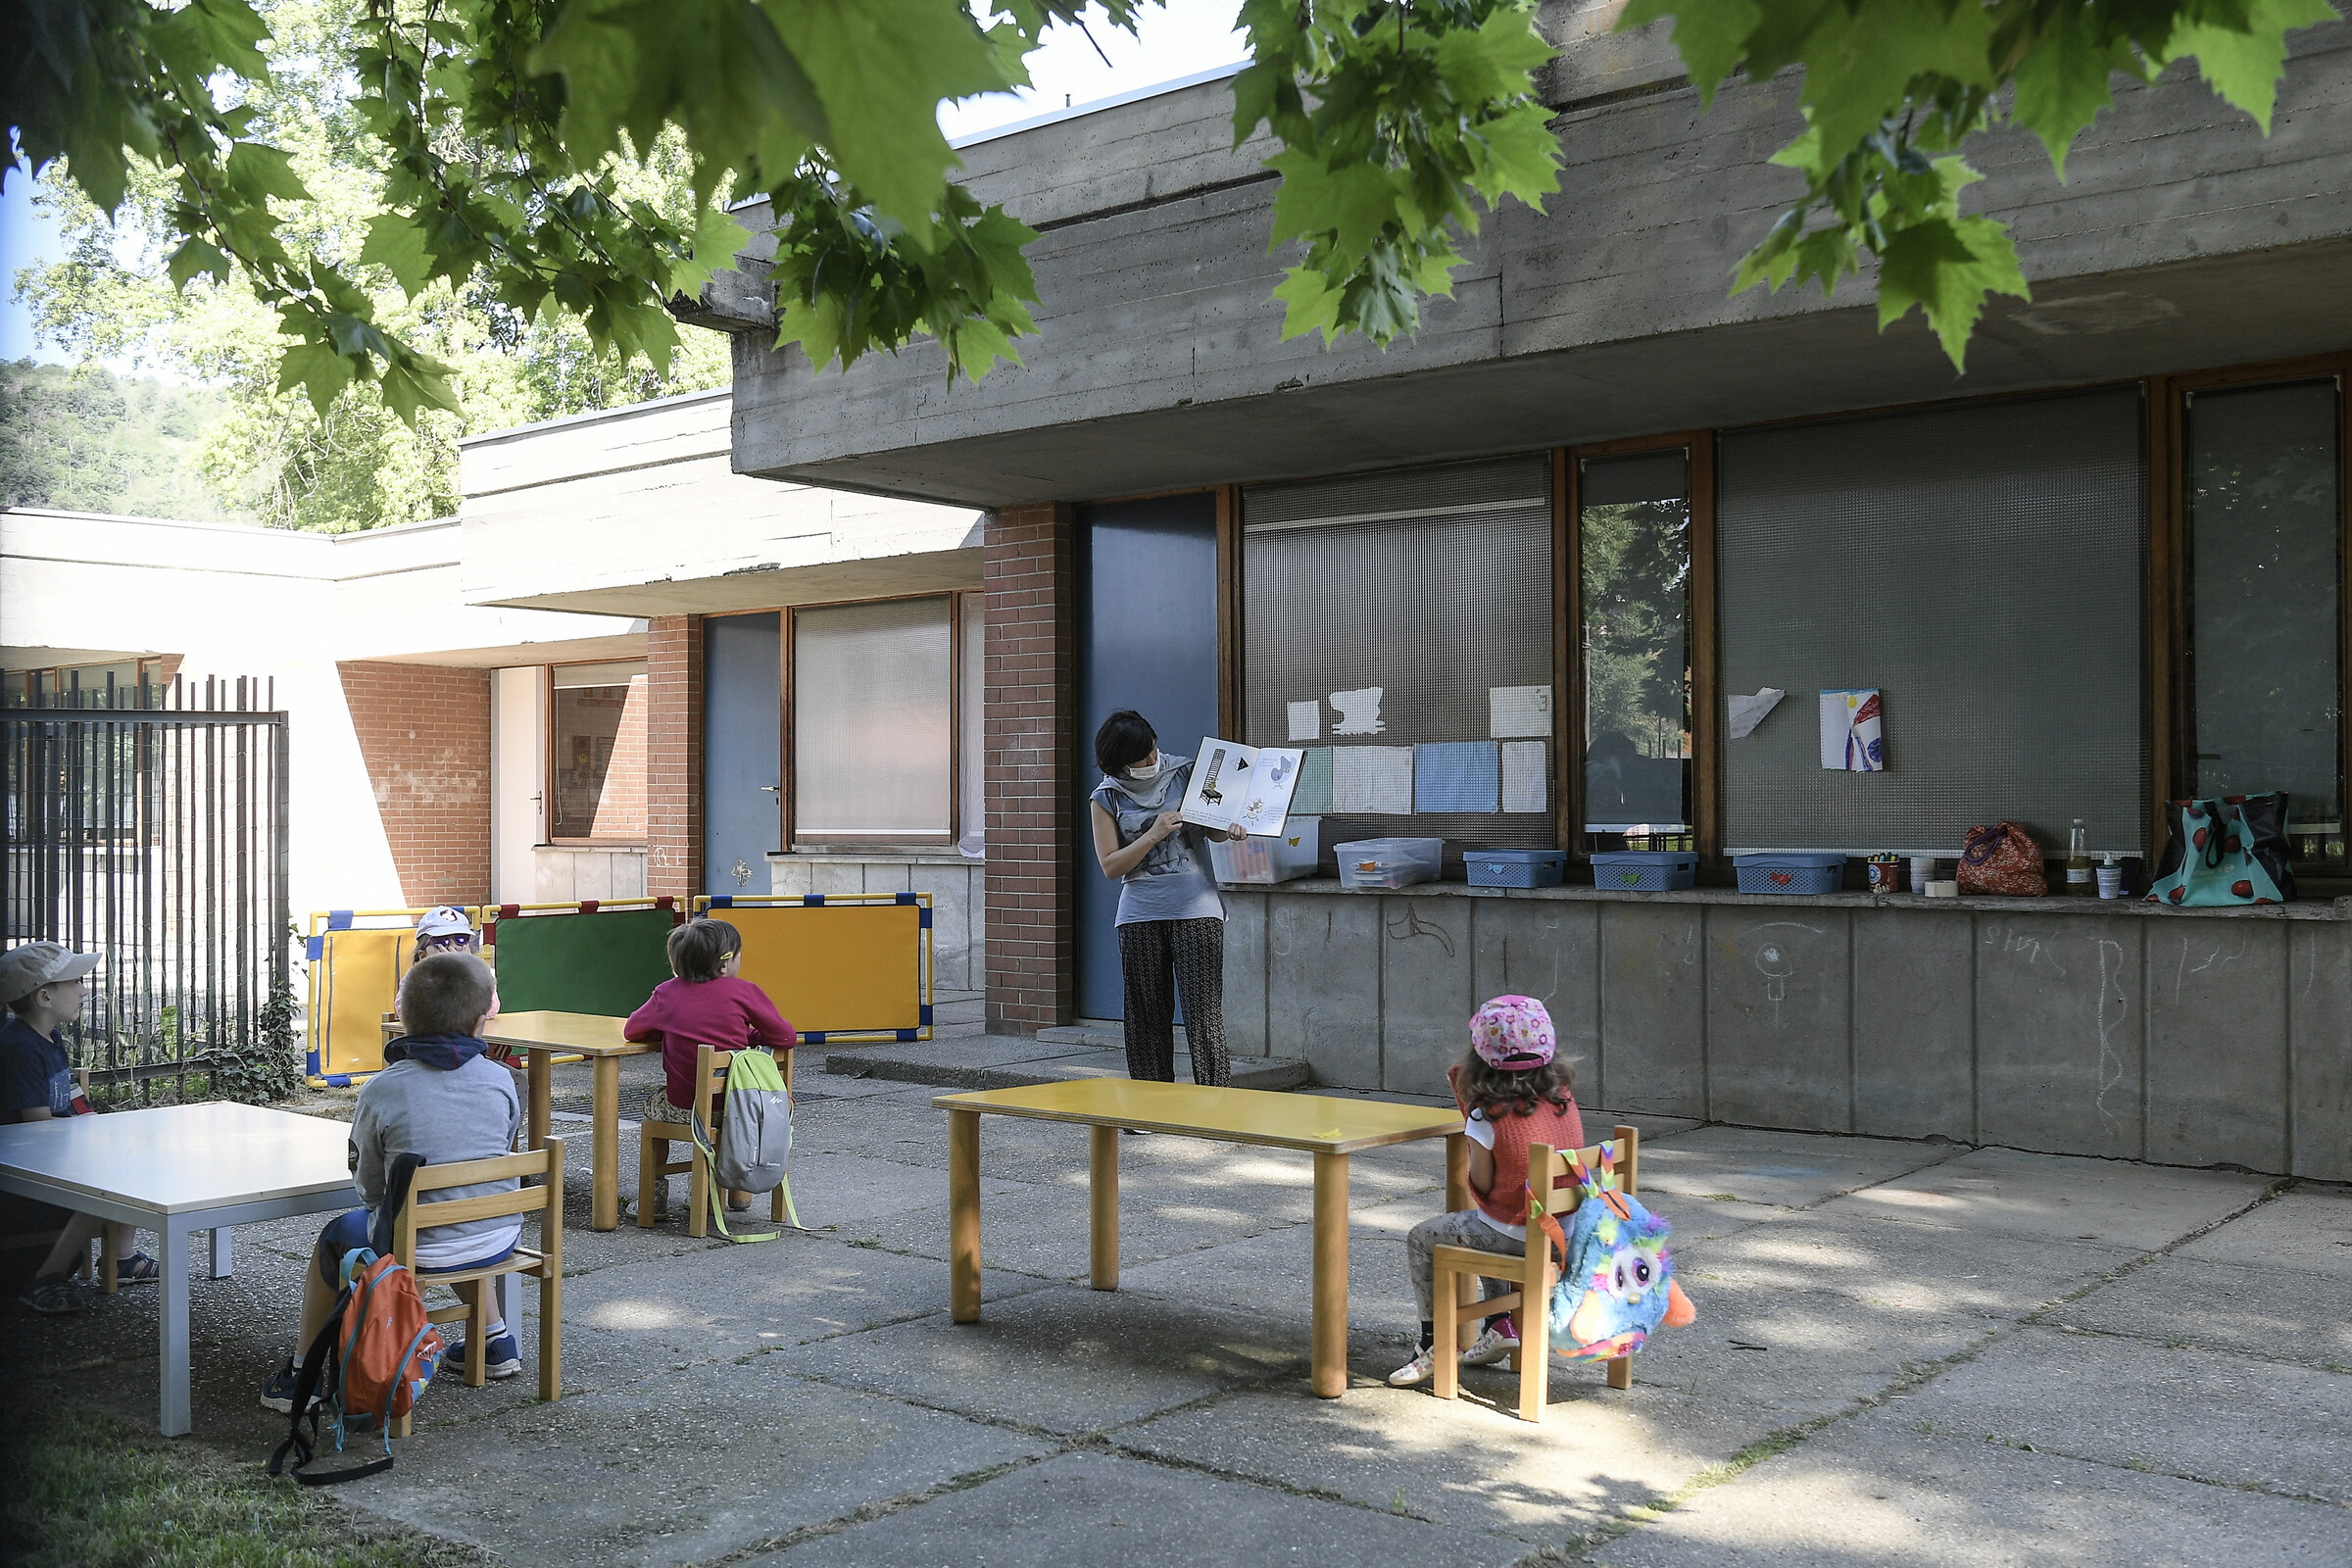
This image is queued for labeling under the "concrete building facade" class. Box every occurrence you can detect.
[693,8,2352,1178]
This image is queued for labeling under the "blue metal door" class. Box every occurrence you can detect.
[704,612,782,895]
[1076,496,1220,1019]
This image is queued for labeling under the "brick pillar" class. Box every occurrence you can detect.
[335,662,491,906]
[646,614,705,902]
[985,504,1077,1034]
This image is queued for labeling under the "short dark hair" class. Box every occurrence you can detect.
[397,953,497,1038]
[668,917,742,983]
[1094,710,1156,776]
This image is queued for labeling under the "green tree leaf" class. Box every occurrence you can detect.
[2163,0,2340,133]
[1875,211,2028,369]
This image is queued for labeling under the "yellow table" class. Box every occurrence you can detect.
[384,1009,655,1231]
[934,1080,1467,1398]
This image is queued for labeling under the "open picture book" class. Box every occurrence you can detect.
[1180,739,1306,837]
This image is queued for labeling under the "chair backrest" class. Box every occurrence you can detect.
[686,1041,792,1115]
[391,1138,565,1264]
[1527,1124,1642,1226]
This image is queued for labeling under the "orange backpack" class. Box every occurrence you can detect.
[270,1157,445,1485]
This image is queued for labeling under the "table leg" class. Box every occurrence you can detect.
[949,1109,980,1322]
[528,1049,552,1152]
[1446,1132,1476,1349]
[1311,1150,1348,1398]
[1089,1125,1119,1291]
[591,1054,619,1231]
[158,1219,191,1437]
[209,1227,232,1280]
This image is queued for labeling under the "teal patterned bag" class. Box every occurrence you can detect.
[2144,795,2294,906]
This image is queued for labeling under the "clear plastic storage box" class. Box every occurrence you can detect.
[1734,852,1847,895]
[1591,850,1699,892]
[1335,837,1444,891]
[1465,848,1568,888]
[1208,817,1321,885]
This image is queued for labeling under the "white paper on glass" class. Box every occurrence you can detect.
[1727,687,1785,740]
[1286,700,1322,742]
[1329,686,1387,735]
[1180,738,1306,835]
[1331,746,1414,813]
[1489,684,1552,738]
[1501,741,1547,812]
[1819,689,1886,771]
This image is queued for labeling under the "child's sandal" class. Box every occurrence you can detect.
[114,1250,162,1284]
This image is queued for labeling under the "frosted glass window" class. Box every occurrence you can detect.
[1581,452,1690,840]
[795,598,953,840]
[2187,380,2343,867]
[957,597,986,857]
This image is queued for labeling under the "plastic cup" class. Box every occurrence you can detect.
[1911,856,1936,893]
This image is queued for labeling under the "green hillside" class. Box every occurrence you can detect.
[0,360,239,521]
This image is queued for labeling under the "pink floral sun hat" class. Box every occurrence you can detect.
[1469,994,1556,1071]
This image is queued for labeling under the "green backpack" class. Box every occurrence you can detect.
[689,1048,801,1244]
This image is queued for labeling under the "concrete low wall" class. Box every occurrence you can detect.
[1218,881,2352,1181]
[768,853,985,993]
[531,846,648,903]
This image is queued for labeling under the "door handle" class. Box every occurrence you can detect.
[760,785,781,794]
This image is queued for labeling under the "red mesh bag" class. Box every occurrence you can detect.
[1959,820,2046,896]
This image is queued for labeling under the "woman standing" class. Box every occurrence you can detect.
[1087,710,1246,1087]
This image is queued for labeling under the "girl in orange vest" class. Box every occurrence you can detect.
[1390,994,1584,1387]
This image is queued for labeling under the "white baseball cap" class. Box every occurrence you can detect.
[0,942,100,1004]
[414,906,476,940]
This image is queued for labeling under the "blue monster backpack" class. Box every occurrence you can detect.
[1531,1140,1693,1360]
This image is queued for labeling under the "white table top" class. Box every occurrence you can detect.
[0,1102,359,1216]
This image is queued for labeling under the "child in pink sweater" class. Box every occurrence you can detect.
[622,918,795,1119]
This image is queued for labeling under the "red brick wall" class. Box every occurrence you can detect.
[984,504,1076,1033]
[646,615,704,902]
[588,675,649,838]
[338,662,491,906]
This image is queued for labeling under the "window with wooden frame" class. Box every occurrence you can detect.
[786,591,982,850]
[547,659,648,843]
[2157,356,2352,876]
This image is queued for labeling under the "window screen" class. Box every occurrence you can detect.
[2187,379,2343,867]
[794,598,953,841]
[551,662,649,839]
[1243,456,1554,858]
[1719,387,2145,856]
[1581,451,1691,840]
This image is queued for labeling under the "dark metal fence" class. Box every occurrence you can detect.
[3,673,291,1097]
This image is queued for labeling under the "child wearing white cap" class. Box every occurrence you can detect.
[0,941,154,1312]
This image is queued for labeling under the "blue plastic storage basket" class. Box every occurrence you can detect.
[1734,853,1847,895]
[1591,850,1699,892]
[1465,848,1567,889]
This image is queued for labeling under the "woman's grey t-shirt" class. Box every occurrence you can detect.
[1091,760,1227,926]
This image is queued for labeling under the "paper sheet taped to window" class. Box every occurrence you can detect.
[1331,746,1414,814]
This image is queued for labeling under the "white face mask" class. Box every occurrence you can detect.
[1125,759,1161,782]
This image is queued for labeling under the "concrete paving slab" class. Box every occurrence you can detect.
[1592,1405,2349,1568]
[823,1036,1102,1074]
[559,1231,1057,1363]
[1118,1224,1418,1338]
[1637,1127,1959,1209]
[749,1448,1517,1568]
[1888,1325,2352,1503]
[2054,1255,2352,1370]
[1677,1209,2139,1324]
[767,1286,1309,1435]
[2174,1188,2352,1281]
[342,1359,1054,1568]
[1116,1383,1770,1544]
[1819,1145,2275,1250]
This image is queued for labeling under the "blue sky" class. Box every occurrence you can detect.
[0,3,1243,371]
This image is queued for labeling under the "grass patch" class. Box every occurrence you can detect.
[0,1406,493,1568]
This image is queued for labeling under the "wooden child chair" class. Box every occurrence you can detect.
[637,1044,794,1238]
[1431,1123,1641,1423]
[389,1137,565,1436]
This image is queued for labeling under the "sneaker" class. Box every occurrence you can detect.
[1387,1346,1439,1387]
[260,1359,317,1414]
[440,1331,522,1380]
[1461,1323,1521,1367]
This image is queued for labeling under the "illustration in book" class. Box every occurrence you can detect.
[1181,739,1306,836]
